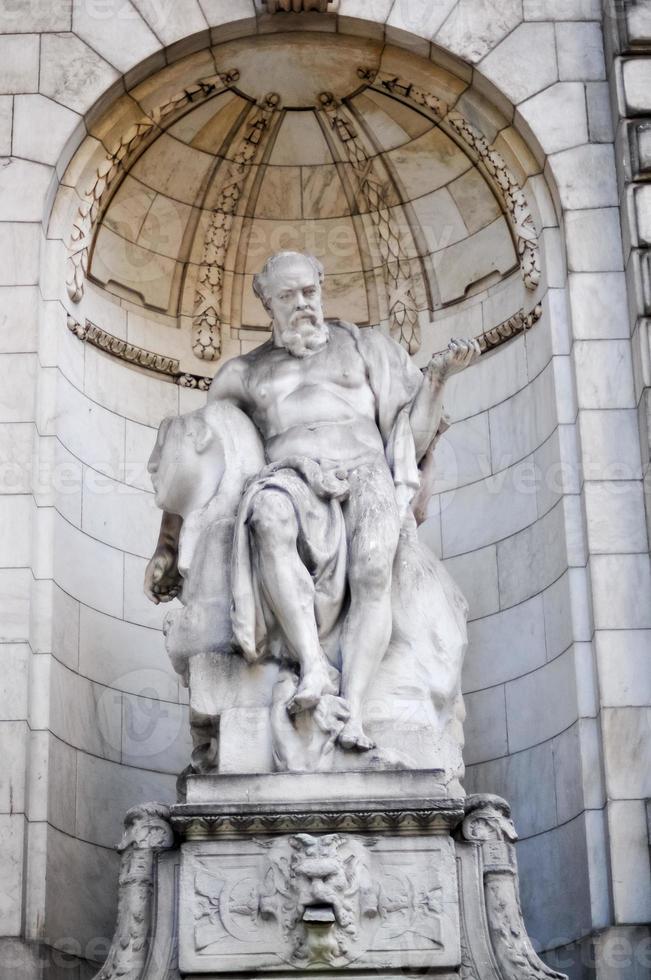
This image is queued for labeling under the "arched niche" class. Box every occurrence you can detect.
[53,30,556,385]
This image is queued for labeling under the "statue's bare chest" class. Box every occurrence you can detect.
[244,331,373,434]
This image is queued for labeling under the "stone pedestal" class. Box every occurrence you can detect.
[91,775,566,980]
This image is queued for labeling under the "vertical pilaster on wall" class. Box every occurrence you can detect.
[606,0,651,534]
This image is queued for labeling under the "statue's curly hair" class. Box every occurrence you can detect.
[252,251,324,309]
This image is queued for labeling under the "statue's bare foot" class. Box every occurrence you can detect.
[287,666,337,715]
[338,718,375,751]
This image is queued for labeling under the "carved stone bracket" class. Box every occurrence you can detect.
[319,90,422,355]
[358,68,542,293]
[192,92,281,361]
[460,795,566,980]
[93,803,175,980]
[66,69,240,305]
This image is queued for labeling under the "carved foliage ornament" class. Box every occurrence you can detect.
[358,68,542,293]
[192,93,281,361]
[66,70,240,305]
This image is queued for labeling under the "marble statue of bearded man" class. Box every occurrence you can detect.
[145,250,479,755]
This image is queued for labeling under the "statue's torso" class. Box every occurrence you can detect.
[242,324,385,468]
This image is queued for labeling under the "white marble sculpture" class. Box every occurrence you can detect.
[145,251,479,781]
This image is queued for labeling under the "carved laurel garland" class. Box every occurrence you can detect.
[192,92,281,361]
[67,315,211,389]
[66,69,240,305]
[319,91,422,356]
[358,68,542,293]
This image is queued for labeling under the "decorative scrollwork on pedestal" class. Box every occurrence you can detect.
[66,70,240,305]
[461,796,566,980]
[93,803,175,980]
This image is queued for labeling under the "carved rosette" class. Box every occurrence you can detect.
[93,803,175,980]
[66,71,240,305]
[360,68,542,293]
[192,93,281,361]
[318,91,422,355]
[461,795,566,980]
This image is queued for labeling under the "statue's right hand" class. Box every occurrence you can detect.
[144,545,181,604]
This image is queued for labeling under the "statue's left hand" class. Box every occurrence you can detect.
[427,337,481,383]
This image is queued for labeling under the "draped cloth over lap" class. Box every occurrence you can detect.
[230,319,425,666]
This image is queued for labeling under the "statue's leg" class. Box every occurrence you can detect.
[338,461,400,751]
[249,488,336,710]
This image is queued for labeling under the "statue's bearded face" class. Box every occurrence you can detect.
[265,257,328,357]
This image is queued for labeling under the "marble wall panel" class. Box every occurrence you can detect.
[505,645,578,752]
[81,469,160,559]
[479,23,558,106]
[601,706,651,800]
[49,657,122,762]
[120,693,190,773]
[0,814,25,935]
[606,799,651,924]
[78,604,175,700]
[44,826,119,953]
[75,752,175,849]
[463,594,547,693]
[56,373,125,482]
[595,629,651,708]
[53,514,124,619]
[464,739,557,837]
[442,544,500,620]
[590,553,651,630]
[497,498,568,607]
[0,721,27,814]
[440,456,539,557]
[0,569,31,643]
[83,346,178,428]
[517,815,593,951]
[463,684,508,764]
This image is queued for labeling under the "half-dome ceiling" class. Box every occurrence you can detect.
[66,33,541,370]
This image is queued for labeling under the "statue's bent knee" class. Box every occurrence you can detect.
[249,490,296,542]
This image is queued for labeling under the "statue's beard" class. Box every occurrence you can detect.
[276,313,329,358]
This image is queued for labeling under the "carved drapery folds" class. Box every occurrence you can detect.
[360,68,542,293]
[461,796,566,980]
[66,70,240,304]
[191,93,281,361]
[93,803,174,980]
[319,91,422,355]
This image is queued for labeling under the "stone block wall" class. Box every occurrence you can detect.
[0,2,648,979]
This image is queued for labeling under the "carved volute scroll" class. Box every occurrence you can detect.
[93,803,175,980]
[461,796,567,980]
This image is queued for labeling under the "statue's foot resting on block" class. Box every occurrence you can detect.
[337,717,375,752]
[287,663,339,714]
